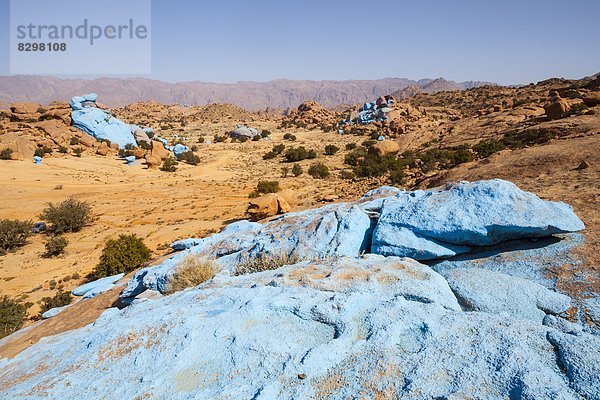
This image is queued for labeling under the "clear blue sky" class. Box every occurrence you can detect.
[1,0,599,85]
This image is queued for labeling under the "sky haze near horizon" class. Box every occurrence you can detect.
[0,0,599,85]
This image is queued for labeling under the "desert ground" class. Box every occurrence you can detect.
[0,75,598,362]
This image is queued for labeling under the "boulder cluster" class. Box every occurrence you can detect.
[280,100,338,130]
[1,179,597,399]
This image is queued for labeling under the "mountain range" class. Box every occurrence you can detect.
[0,75,494,111]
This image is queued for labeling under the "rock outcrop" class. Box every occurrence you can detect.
[0,179,595,400]
[70,94,136,149]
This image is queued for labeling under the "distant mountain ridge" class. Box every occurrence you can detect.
[0,75,495,111]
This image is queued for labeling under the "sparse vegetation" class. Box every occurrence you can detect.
[235,252,300,275]
[73,147,84,157]
[308,162,330,179]
[256,180,280,194]
[34,146,53,158]
[40,198,93,233]
[472,139,506,158]
[69,137,80,146]
[283,133,297,141]
[176,151,200,165]
[292,163,303,177]
[345,143,357,151]
[161,157,178,172]
[339,170,355,180]
[281,166,290,177]
[324,145,340,155]
[0,219,34,255]
[43,236,68,258]
[93,234,152,278]
[165,254,217,294]
[284,146,317,162]
[0,148,14,160]
[38,290,73,316]
[0,296,31,339]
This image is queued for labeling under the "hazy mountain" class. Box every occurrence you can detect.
[0,75,494,111]
[393,78,496,99]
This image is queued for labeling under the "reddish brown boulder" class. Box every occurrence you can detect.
[150,140,171,160]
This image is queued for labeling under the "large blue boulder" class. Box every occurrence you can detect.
[70,94,136,149]
[372,179,584,259]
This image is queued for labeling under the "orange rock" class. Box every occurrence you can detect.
[370,140,400,156]
[247,193,279,221]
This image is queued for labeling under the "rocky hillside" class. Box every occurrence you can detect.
[0,76,493,111]
[0,180,598,399]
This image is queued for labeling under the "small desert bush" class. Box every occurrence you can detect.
[472,139,506,158]
[176,151,200,165]
[252,134,262,141]
[257,180,280,194]
[324,144,340,155]
[40,198,93,233]
[38,290,73,316]
[261,130,271,138]
[0,296,31,339]
[161,157,178,172]
[345,143,357,151]
[235,252,300,275]
[73,147,84,157]
[292,163,303,177]
[43,236,68,258]
[0,219,34,254]
[283,133,297,141]
[69,137,80,146]
[93,234,151,278]
[308,162,330,179]
[165,254,217,294]
[34,145,53,158]
[284,146,316,162]
[0,148,14,160]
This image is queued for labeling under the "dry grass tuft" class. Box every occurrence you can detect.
[235,252,300,275]
[165,254,217,294]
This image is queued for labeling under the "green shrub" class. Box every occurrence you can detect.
[161,157,178,172]
[281,166,290,178]
[58,146,69,154]
[261,130,272,138]
[292,163,303,177]
[345,143,357,151]
[501,129,557,149]
[0,219,34,254]
[283,133,297,141]
[69,137,80,146]
[197,137,205,144]
[308,162,330,179]
[272,144,285,154]
[262,151,277,160]
[354,154,402,178]
[1,148,14,160]
[0,296,31,338]
[213,134,227,143]
[176,151,200,165]
[284,146,313,162]
[472,139,506,158]
[40,198,93,233]
[324,145,340,155]
[139,141,152,150]
[256,180,280,194]
[43,236,68,258]
[344,148,368,167]
[73,147,84,157]
[235,252,300,275]
[252,134,262,141]
[38,290,72,316]
[34,146,53,158]
[93,234,151,278]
